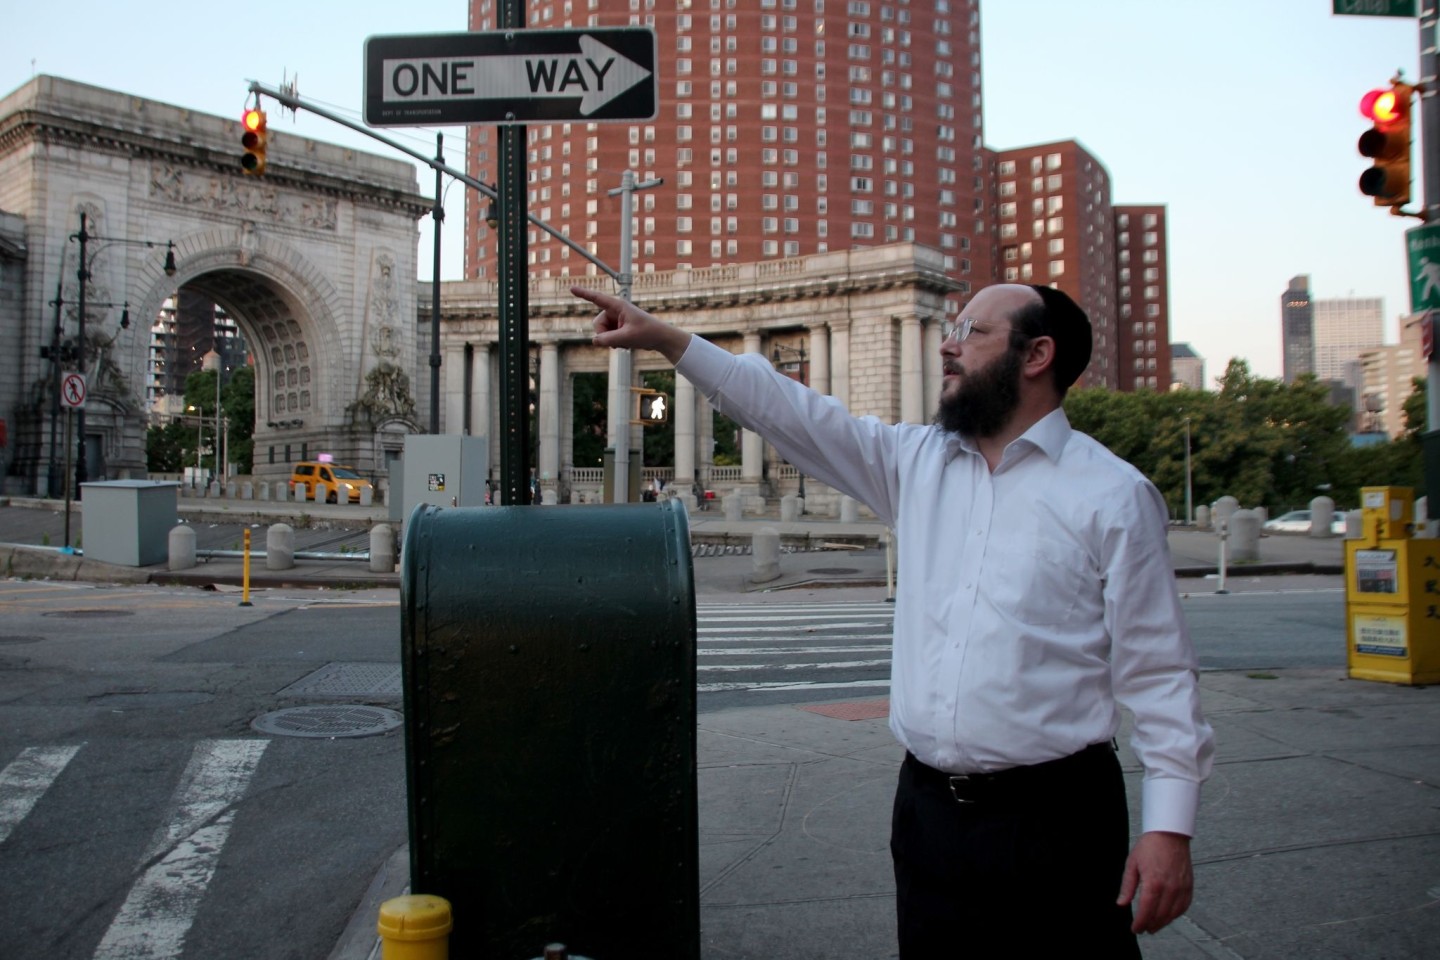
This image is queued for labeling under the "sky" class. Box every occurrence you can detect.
[0,1,1425,383]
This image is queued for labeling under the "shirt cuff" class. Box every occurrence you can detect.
[1141,776,1201,837]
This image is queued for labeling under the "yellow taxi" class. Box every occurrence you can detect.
[289,459,373,504]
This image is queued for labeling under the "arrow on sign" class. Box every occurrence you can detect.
[382,35,652,117]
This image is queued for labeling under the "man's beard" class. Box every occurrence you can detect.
[934,346,1023,439]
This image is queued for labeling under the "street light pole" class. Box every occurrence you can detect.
[1183,416,1193,526]
[606,170,663,504]
[64,211,177,498]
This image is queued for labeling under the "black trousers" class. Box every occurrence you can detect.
[890,744,1142,958]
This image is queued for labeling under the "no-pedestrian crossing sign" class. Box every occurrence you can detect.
[60,372,86,409]
[364,28,658,126]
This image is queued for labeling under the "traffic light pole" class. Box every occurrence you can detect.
[606,170,663,504]
[1421,8,1440,439]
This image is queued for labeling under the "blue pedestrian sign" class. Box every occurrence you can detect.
[364,28,658,126]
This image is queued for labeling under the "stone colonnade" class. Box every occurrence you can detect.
[429,243,961,505]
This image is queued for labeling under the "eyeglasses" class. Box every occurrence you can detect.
[941,317,983,343]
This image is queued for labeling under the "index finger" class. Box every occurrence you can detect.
[570,285,624,311]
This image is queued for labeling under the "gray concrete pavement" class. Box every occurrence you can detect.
[5,497,1435,959]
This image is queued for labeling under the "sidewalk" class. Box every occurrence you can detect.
[0,496,1346,593]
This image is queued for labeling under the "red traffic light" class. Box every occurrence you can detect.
[1359,85,1409,130]
[243,108,265,132]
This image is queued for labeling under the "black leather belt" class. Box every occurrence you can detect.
[904,741,1116,805]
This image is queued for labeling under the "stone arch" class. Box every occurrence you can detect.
[134,229,345,411]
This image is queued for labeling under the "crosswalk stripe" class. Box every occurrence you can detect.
[698,678,892,693]
[699,620,888,634]
[699,644,892,655]
[0,744,82,844]
[699,632,893,644]
[699,658,891,673]
[93,739,269,960]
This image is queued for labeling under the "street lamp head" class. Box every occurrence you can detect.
[119,303,130,330]
[163,242,177,277]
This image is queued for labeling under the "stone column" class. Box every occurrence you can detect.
[900,315,924,424]
[444,344,468,435]
[697,392,715,485]
[807,323,831,396]
[830,319,851,408]
[675,373,696,487]
[923,317,943,420]
[474,345,495,475]
[539,341,561,497]
[741,333,764,484]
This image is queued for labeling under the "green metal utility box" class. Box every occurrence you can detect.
[400,499,698,960]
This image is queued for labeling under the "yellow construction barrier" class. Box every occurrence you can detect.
[377,894,452,960]
[1345,486,1440,684]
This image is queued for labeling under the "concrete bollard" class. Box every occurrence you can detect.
[542,487,558,505]
[225,481,238,499]
[1309,495,1336,538]
[750,526,781,583]
[209,481,221,498]
[168,524,196,571]
[723,492,743,521]
[359,485,373,507]
[1195,504,1211,530]
[241,482,253,500]
[376,895,451,960]
[258,481,271,501]
[1212,496,1239,532]
[839,495,859,523]
[370,524,396,573]
[1228,509,1261,562]
[779,494,801,523]
[266,523,295,570]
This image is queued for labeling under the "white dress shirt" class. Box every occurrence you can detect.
[677,336,1215,837]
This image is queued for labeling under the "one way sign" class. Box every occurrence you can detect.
[364,28,657,126]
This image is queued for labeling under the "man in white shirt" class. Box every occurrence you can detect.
[572,282,1214,956]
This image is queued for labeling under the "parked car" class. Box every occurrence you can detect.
[289,460,373,503]
[1262,509,1347,535]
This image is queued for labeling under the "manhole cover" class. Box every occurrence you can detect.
[252,704,403,739]
[806,567,861,576]
[43,610,134,619]
[0,635,43,645]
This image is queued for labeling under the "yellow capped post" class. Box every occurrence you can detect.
[377,894,452,960]
[240,527,253,607]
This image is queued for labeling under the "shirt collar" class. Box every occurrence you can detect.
[944,407,1073,466]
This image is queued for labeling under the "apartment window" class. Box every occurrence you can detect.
[1049,260,1064,277]
[851,222,874,238]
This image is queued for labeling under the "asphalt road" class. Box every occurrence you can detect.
[0,576,1349,959]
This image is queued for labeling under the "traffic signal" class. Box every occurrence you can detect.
[637,391,669,424]
[240,108,268,176]
[1358,80,1413,207]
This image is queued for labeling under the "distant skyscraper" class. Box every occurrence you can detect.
[1313,295,1383,393]
[1170,342,1205,391]
[1281,275,1313,383]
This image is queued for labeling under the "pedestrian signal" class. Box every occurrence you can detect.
[637,391,669,424]
[241,108,268,176]
[1358,80,1412,208]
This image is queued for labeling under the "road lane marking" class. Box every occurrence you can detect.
[94,739,269,960]
[0,744,83,844]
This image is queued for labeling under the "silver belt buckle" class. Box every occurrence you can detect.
[947,774,976,804]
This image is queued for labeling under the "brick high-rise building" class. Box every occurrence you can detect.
[989,140,1117,389]
[464,0,993,307]
[1113,204,1170,391]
